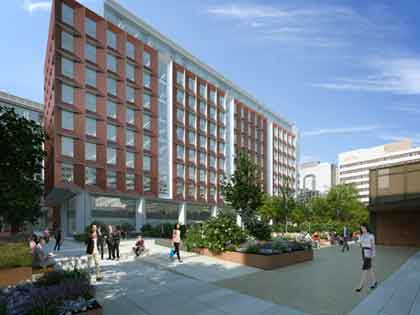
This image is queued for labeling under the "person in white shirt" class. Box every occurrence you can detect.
[355,223,378,292]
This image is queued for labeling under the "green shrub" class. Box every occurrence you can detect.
[120,222,135,234]
[141,223,188,239]
[73,233,88,242]
[247,220,272,241]
[0,242,32,269]
[184,224,205,251]
[245,244,260,254]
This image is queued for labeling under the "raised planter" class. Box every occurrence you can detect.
[75,303,103,315]
[193,248,313,270]
[0,267,32,287]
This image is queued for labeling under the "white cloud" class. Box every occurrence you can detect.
[379,134,420,146]
[23,0,51,14]
[313,58,420,94]
[303,125,382,137]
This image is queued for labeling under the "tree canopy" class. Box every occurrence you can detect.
[0,107,46,229]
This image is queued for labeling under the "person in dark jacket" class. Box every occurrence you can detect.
[112,226,121,260]
[53,228,63,251]
[97,226,105,260]
[106,225,114,260]
[86,224,102,281]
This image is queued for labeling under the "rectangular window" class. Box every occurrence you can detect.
[61,137,74,157]
[62,83,74,104]
[107,77,117,96]
[188,78,195,92]
[62,3,74,26]
[143,113,152,130]
[107,147,117,165]
[199,169,206,182]
[85,167,96,185]
[199,186,206,199]
[199,101,206,115]
[176,71,184,86]
[199,84,206,98]
[218,159,225,170]
[143,175,151,192]
[107,100,117,118]
[61,57,74,78]
[143,51,151,68]
[188,95,195,109]
[107,170,117,188]
[176,108,184,124]
[218,94,225,107]
[107,124,117,142]
[210,123,217,137]
[61,110,74,130]
[199,135,206,148]
[126,41,135,59]
[209,90,216,103]
[219,143,225,154]
[176,145,184,160]
[176,127,184,142]
[143,155,151,172]
[126,107,135,125]
[210,139,216,152]
[144,71,151,89]
[107,30,117,50]
[126,84,135,103]
[219,127,226,138]
[176,90,184,105]
[85,93,96,112]
[125,173,136,190]
[209,107,217,121]
[199,152,206,165]
[218,112,225,124]
[188,166,196,181]
[85,42,96,63]
[107,54,117,72]
[188,131,196,145]
[86,118,96,136]
[85,17,96,38]
[126,63,135,81]
[126,151,135,169]
[85,67,96,87]
[143,134,151,151]
[189,149,196,163]
[176,181,184,195]
[61,163,73,183]
[210,157,216,169]
[177,164,184,178]
[188,113,196,129]
[199,119,206,132]
[85,142,96,161]
[210,170,216,183]
[61,31,74,52]
[143,93,151,110]
[126,129,135,146]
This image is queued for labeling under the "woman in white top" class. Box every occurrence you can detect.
[356,223,377,292]
[172,223,183,263]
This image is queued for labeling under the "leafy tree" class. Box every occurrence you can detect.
[0,107,46,232]
[221,152,264,235]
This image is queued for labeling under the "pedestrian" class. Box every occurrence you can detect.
[97,226,105,260]
[342,226,350,252]
[32,237,55,270]
[133,235,145,257]
[106,225,114,260]
[86,224,103,282]
[112,226,121,261]
[355,223,378,292]
[171,223,183,263]
[53,227,63,251]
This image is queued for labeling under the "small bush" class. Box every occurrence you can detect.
[245,244,260,254]
[141,223,188,239]
[247,220,272,241]
[184,224,205,251]
[0,242,32,269]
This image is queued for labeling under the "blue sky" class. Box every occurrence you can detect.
[2,0,420,164]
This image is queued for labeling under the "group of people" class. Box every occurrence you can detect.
[95,225,122,261]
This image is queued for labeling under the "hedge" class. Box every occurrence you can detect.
[0,242,32,269]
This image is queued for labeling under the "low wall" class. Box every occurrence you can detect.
[193,248,313,270]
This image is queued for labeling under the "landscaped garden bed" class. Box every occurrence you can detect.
[0,242,33,288]
[0,269,102,315]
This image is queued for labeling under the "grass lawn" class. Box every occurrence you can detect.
[214,245,418,315]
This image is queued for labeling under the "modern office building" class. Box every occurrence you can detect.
[369,160,420,246]
[298,161,336,199]
[338,139,420,204]
[44,0,298,235]
[0,90,43,124]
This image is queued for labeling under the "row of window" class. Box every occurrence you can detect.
[175,164,222,183]
[61,163,153,191]
[175,181,218,201]
[61,3,152,66]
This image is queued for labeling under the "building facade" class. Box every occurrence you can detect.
[338,139,420,204]
[298,161,336,199]
[369,160,420,246]
[44,0,298,235]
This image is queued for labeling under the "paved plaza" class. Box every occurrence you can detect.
[53,239,419,315]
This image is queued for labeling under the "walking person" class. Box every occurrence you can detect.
[112,226,121,261]
[53,227,62,251]
[171,223,183,263]
[97,226,105,260]
[355,223,378,292]
[106,225,114,260]
[342,225,350,252]
[86,224,103,282]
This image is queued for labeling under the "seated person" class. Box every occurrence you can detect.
[32,237,55,269]
[132,235,146,256]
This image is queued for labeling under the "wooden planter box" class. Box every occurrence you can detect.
[193,248,313,270]
[0,267,32,287]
